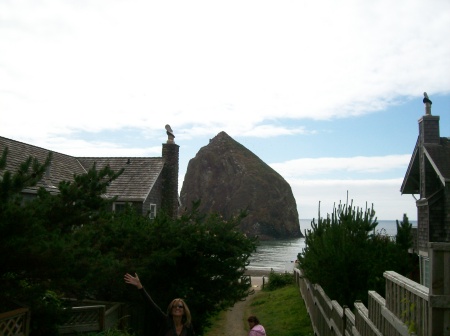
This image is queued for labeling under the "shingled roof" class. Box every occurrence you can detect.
[78,157,164,201]
[401,133,450,194]
[0,136,164,201]
[424,138,450,181]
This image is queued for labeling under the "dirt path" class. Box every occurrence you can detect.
[204,276,265,336]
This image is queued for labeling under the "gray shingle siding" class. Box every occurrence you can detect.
[401,112,450,253]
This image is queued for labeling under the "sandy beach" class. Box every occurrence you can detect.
[244,269,271,277]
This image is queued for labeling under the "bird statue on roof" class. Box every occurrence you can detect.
[423,92,432,105]
[423,92,432,115]
[165,124,175,143]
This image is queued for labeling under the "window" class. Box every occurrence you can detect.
[420,256,430,288]
[149,204,157,219]
[113,202,127,214]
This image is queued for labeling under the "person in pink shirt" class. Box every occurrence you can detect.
[247,315,266,336]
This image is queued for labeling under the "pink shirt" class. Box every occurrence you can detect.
[249,324,266,336]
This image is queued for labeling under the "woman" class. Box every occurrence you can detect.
[124,273,195,336]
[247,315,266,336]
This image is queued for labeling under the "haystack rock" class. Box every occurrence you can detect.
[180,131,302,240]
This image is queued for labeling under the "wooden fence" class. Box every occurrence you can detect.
[58,300,125,335]
[0,300,125,336]
[295,268,430,336]
[0,307,30,336]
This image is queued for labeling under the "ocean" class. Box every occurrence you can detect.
[247,219,416,273]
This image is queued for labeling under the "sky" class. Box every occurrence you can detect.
[1,0,450,222]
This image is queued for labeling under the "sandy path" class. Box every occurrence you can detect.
[205,276,265,336]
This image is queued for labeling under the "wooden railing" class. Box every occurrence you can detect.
[295,268,429,336]
[0,307,30,336]
[59,305,106,334]
[0,300,124,336]
[58,300,125,335]
[384,271,429,335]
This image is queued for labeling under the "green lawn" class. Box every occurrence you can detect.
[246,284,313,336]
[204,283,313,336]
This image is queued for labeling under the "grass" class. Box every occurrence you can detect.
[246,284,314,336]
[204,281,314,336]
[87,275,314,336]
[202,309,230,335]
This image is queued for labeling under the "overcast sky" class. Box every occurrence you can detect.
[1,0,450,223]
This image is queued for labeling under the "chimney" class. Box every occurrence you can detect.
[161,124,180,219]
[419,92,440,145]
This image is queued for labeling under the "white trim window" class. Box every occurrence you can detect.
[113,202,127,214]
[420,256,430,288]
[149,204,157,219]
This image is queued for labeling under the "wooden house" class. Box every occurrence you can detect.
[294,95,449,335]
[400,94,450,287]
[400,94,450,333]
[0,126,180,219]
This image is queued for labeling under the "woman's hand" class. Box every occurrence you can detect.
[124,273,143,289]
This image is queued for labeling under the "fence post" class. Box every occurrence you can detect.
[428,242,450,336]
[342,305,347,335]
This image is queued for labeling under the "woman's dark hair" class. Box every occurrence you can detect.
[247,315,260,325]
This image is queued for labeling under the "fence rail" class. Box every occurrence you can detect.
[294,268,428,336]
[58,300,125,335]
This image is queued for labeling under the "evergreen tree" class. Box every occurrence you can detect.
[71,202,257,334]
[396,213,413,250]
[1,149,257,335]
[298,199,414,308]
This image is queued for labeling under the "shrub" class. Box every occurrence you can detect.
[265,270,294,291]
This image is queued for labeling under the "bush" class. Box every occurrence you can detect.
[87,329,135,336]
[298,199,415,308]
[265,270,294,291]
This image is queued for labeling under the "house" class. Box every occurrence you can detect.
[400,94,450,334]
[400,93,450,287]
[0,125,180,219]
[294,95,449,336]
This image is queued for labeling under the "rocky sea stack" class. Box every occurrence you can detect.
[180,132,302,240]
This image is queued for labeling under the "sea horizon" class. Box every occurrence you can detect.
[299,218,416,237]
[249,219,416,273]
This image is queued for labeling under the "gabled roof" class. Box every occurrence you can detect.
[401,137,420,194]
[401,136,450,194]
[0,136,164,201]
[0,137,87,194]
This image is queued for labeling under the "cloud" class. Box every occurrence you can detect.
[1,0,450,140]
[268,155,417,220]
[0,0,446,222]
[270,155,412,177]
[28,137,162,157]
[290,178,417,221]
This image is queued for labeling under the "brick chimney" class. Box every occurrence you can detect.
[419,92,440,145]
[161,124,180,219]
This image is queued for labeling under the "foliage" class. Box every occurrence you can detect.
[265,270,294,291]
[0,147,51,203]
[396,213,413,250]
[108,204,257,335]
[298,199,414,308]
[203,283,313,336]
[87,328,136,336]
[0,148,257,335]
[400,297,417,335]
[248,284,313,336]
[394,214,419,280]
[0,148,68,335]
